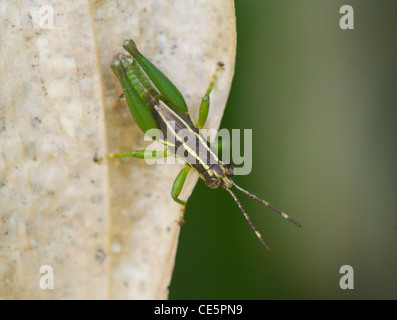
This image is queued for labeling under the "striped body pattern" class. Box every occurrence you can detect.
[153,100,233,188]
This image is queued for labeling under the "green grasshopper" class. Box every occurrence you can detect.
[97,39,300,250]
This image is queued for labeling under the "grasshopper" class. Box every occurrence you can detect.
[97,39,300,250]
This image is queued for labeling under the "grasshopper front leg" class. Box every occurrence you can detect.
[171,166,192,225]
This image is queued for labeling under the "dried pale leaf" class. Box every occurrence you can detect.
[0,0,236,299]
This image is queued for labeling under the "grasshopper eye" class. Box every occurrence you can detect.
[205,176,222,189]
[225,163,234,177]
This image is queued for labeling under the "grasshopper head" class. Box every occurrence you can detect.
[205,163,234,189]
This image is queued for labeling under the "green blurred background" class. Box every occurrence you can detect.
[170,0,397,299]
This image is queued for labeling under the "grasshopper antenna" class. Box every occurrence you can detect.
[233,182,301,228]
[224,187,271,250]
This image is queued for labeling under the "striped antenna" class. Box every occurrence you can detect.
[233,183,301,228]
[224,187,271,250]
